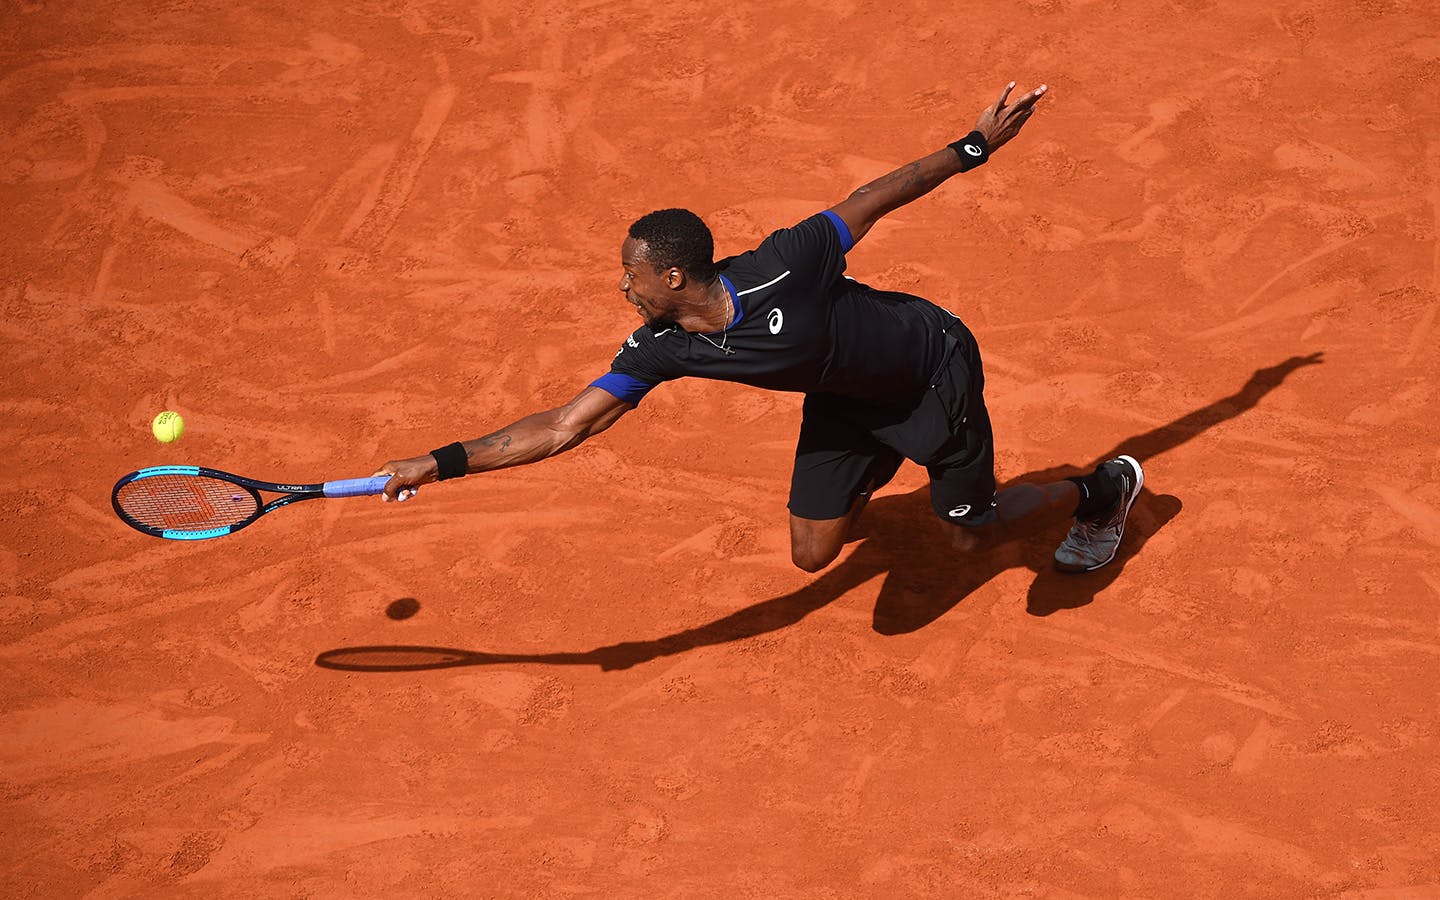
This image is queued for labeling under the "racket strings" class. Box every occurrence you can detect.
[116,474,259,530]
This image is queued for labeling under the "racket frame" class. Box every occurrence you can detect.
[111,465,384,541]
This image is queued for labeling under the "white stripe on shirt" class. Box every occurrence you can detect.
[736,270,791,296]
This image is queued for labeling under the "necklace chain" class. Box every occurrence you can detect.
[696,329,732,354]
[695,284,735,355]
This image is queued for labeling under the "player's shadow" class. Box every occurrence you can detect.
[316,353,1322,673]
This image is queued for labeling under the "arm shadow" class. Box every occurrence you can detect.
[316,354,1322,672]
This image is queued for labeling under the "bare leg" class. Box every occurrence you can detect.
[789,491,874,573]
[947,480,1079,552]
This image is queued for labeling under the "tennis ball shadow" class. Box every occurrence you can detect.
[385,597,421,620]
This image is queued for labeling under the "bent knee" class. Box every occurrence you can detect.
[791,545,837,573]
[789,514,849,573]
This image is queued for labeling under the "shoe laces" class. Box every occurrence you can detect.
[1065,516,1108,547]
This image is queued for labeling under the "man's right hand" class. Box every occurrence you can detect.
[368,385,633,505]
[372,455,439,502]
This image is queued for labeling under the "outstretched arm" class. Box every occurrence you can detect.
[829,81,1048,244]
[373,385,632,501]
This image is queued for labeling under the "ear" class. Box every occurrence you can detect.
[665,267,686,290]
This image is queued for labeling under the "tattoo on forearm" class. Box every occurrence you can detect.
[862,162,930,194]
[477,431,512,453]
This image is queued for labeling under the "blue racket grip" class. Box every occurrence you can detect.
[322,476,393,498]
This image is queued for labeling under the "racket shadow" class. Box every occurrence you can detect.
[315,354,1322,673]
[315,646,598,672]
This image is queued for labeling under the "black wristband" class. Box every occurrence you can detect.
[430,441,468,481]
[948,130,990,172]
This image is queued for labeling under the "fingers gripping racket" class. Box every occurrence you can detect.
[111,466,390,540]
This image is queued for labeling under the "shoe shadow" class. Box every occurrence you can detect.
[316,354,1322,672]
[863,487,1185,629]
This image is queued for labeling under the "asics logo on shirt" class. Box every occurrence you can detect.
[768,308,784,334]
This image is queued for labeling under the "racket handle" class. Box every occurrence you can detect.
[323,476,393,498]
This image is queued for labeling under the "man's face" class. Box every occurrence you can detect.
[619,237,679,331]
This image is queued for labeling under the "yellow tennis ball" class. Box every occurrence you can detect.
[152,410,184,443]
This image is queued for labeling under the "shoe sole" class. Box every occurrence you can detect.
[1056,454,1145,573]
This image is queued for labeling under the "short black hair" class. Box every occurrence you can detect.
[628,208,716,281]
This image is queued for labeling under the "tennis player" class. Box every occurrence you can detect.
[375,82,1143,574]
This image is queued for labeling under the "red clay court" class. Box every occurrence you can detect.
[3,0,1439,895]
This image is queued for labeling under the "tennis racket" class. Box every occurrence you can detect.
[111,465,391,540]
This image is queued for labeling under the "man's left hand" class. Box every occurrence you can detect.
[972,82,1048,153]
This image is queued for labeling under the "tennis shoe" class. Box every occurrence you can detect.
[1053,455,1144,573]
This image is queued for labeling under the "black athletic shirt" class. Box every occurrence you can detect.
[592,210,959,407]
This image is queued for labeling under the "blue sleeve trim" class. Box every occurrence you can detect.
[591,372,656,406]
[821,209,855,252]
[718,274,744,327]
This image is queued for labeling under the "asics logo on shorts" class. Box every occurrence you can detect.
[768,308,784,334]
[948,505,972,518]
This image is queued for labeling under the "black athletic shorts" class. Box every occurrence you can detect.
[787,320,998,527]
